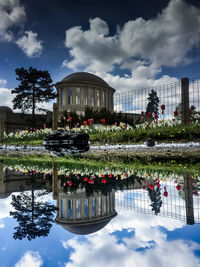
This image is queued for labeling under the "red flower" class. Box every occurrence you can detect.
[164,186,166,191]
[108,174,112,178]
[150,184,154,190]
[161,104,165,110]
[83,121,87,126]
[163,191,168,197]
[88,179,93,184]
[101,118,106,124]
[33,128,37,133]
[147,112,152,117]
[101,174,104,178]
[69,181,72,186]
[33,170,37,174]
[176,185,181,191]
[67,116,72,122]
[88,118,93,125]
[102,178,106,183]
[84,177,88,182]
[156,182,160,188]
[174,110,178,116]
[154,113,158,120]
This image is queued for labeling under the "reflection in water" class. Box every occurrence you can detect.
[0,160,200,241]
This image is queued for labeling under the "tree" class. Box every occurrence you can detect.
[11,67,57,125]
[146,90,159,116]
[147,185,162,215]
[10,177,58,241]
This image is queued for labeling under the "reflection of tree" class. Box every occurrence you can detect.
[10,175,57,241]
[147,186,162,215]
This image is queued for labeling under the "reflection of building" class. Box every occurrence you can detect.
[0,161,51,198]
[54,189,117,235]
[52,163,117,235]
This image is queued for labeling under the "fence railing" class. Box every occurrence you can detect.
[114,77,200,124]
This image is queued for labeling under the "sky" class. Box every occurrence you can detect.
[0,0,200,111]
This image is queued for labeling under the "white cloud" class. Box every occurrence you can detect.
[0,86,53,113]
[0,0,25,42]
[62,210,200,267]
[0,87,15,108]
[15,251,43,267]
[0,222,5,228]
[16,31,43,57]
[0,79,7,86]
[63,0,200,91]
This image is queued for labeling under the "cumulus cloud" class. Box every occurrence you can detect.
[15,251,43,267]
[16,31,43,57]
[63,227,200,267]
[63,0,200,91]
[0,85,53,113]
[0,0,25,42]
[0,87,15,108]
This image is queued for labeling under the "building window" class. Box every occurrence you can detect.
[84,199,89,218]
[91,89,94,106]
[76,87,80,105]
[61,88,65,106]
[68,199,73,218]
[84,88,88,105]
[97,89,100,107]
[68,87,72,104]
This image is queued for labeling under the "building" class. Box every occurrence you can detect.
[53,72,115,129]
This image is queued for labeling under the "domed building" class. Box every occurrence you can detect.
[54,189,117,235]
[53,72,115,128]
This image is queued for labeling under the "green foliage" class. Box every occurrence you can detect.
[146,89,159,115]
[12,67,57,125]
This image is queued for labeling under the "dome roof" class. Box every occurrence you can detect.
[0,106,13,113]
[0,192,12,199]
[55,212,117,235]
[61,72,110,88]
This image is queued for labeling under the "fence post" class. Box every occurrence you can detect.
[181,77,189,125]
[52,103,58,130]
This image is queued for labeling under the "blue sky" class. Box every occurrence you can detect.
[0,0,200,110]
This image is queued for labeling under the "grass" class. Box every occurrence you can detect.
[0,154,200,175]
[1,124,200,146]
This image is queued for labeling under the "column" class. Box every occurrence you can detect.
[88,197,93,218]
[65,199,69,219]
[52,162,58,199]
[0,117,5,142]
[72,87,76,105]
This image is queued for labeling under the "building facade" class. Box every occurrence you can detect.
[53,72,115,129]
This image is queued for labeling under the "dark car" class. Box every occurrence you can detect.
[43,129,90,155]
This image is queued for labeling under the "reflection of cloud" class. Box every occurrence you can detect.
[0,194,14,220]
[63,217,200,267]
[15,251,43,267]
[0,222,5,228]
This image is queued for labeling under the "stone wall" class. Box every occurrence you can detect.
[0,109,52,141]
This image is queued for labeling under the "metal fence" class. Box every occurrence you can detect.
[115,175,200,225]
[114,77,200,120]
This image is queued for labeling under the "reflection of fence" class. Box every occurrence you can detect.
[114,77,200,124]
[115,176,200,225]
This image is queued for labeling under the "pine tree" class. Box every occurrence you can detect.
[11,67,57,126]
[147,185,162,215]
[146,89,159,116]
